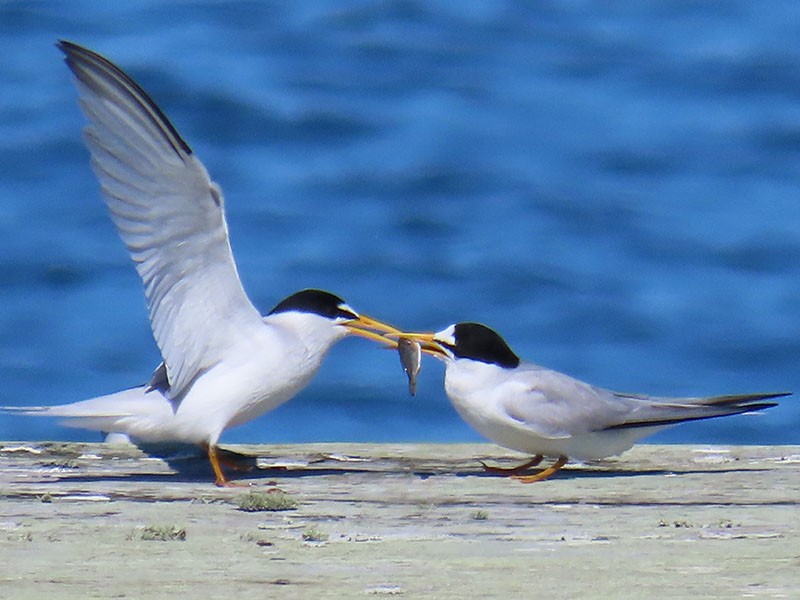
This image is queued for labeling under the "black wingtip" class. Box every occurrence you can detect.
[55,39,194,158]
[56,39,76,51]
[56,39,87,62]
[703,392,792,407]
[604,400,780,431]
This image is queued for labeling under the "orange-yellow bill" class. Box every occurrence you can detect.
[344,314,403,346]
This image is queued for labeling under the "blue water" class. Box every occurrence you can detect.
[1,1,798,447]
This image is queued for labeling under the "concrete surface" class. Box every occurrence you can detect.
[1,441,798,599]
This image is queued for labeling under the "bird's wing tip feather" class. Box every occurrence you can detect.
[55,38,193,158]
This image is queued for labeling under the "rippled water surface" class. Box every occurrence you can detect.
[1,1,798,445]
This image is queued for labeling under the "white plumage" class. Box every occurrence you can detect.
[4,42,399,485]
[404,322,788,482]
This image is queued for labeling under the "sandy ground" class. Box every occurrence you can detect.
[1,442,798,599]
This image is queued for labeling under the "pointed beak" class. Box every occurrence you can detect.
[344,314,403,346]
[385,331,449,358]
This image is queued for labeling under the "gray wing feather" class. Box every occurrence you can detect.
[499,365,632,438]
[602,392,786,430]
[500,363,786,437]
[59,41,263,399]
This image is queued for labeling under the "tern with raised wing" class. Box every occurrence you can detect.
[4,42,400,486]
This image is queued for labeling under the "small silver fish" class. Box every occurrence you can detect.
[397,337,422,396]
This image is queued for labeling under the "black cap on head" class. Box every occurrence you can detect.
[269,289,357,320]
[448,323,520,368]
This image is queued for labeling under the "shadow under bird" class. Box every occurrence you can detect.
[399,323,789,482]
[3,41,401,486]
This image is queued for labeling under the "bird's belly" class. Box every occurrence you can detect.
[465,415,640,459]
[461,410,567,456]
[562,427,662,460]
[172,350,318,441]
[447,397,556,454]
[451,395,648,460]
[489,426,649,460]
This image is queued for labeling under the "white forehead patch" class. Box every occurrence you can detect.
[337,302,358,317]
[434,324,457,346]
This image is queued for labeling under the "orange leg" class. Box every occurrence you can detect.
[207,444,228,486]
[205,444,250,487]
[479,454,544,475]
[512,455,569,484]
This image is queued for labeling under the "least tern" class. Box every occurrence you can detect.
[401,322,789,482]
[4,41,399,485]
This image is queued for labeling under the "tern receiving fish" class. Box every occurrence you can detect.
[3,41,401,486]
[398,323,789,482]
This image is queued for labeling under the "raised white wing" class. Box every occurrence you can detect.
[60,41,263,399]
